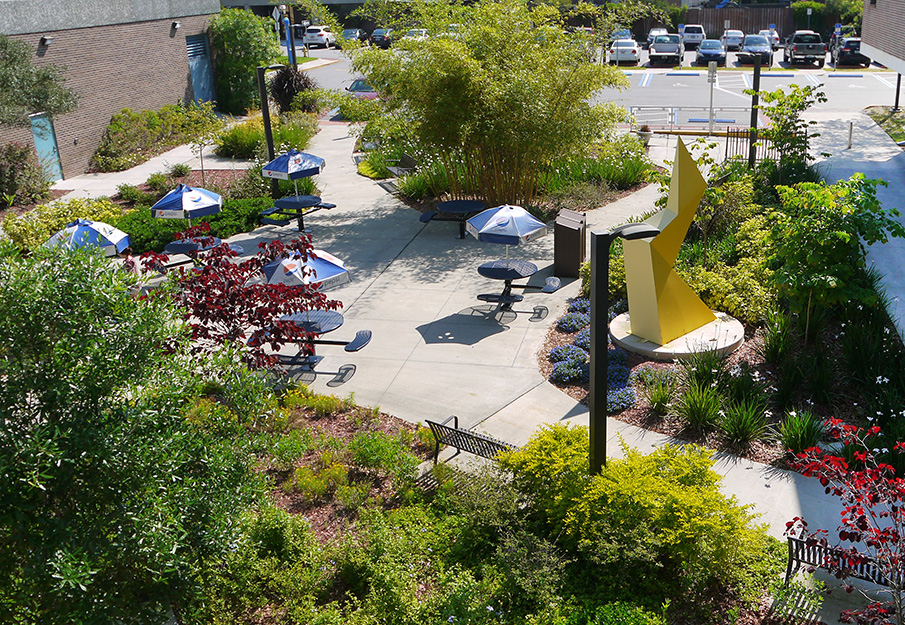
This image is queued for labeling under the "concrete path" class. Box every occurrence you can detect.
[50,113,905,623]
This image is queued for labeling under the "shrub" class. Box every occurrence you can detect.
[608,384,636,413]
[550,359,589,385]
[720,400,769,449]
[269,66,318,113]
[3,197,122,250]
[270,429,315,471]
[778,409,825,454]
[772,356,803,411]
[573,327,590,351]
[114,197,272,253]
[396,172,433,201]
[549,344,588,364]
[0,143,50,206]
[347,430,419,486]
[636,366,676,415]
[566,442,770,598]
[806,347,835,404]
[209,9,281,115]
[726,362,769,406]
[679,257,774,324]
[116,183,155,205]
[90,102,220,172]
[272,112,319,153]
[673,381,722,432]
[542,134,652,194]
[759,308,794,364]
[168,162,191,178]
[215,116,265,159]
[678,347,728,392]
[568,297,590,314]
[145,172,171,196]
[557,312,590,333]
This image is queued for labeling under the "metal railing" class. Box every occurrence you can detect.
[629,105,753,131]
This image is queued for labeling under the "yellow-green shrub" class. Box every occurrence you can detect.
[579,239,625,300]
[566,441,769,595]
[3,197,122,250]
[679,257,775,324]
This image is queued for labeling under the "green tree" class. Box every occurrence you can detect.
[0,248,261,623]
[209,8,282,115]
[770,175,905,340]
[351,0,630,205]
[0,35,77,127]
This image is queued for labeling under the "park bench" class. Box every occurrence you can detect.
[386,153,418,178]
[785,535,898,588]
[425,415,520,463]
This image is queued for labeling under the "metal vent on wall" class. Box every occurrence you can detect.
[186,35,208,59]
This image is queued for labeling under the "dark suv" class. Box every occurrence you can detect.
[369,28,393,49]
[833,37,870,67]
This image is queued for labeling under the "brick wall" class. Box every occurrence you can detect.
[0,14,216,179]
[862,0,905,73]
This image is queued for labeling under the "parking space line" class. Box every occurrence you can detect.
[826,73,862,78]
[874,74,896,88]
[640,72,653,87]
[742,73,751,89]
[806,74,821,86]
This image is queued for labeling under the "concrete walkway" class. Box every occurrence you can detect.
[49,113,905,623]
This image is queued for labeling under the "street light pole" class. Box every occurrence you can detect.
[589,224,661,474]
[256,64,287,199]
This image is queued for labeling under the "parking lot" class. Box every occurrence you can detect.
[606,46,861,70]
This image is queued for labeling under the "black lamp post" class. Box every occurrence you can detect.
[256,63,287,199]
[589,223,661,474]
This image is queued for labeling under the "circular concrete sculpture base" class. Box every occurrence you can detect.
[610,311,744,361]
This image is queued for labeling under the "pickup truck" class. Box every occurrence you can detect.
[649,33,684,66]
[782,30,827,67]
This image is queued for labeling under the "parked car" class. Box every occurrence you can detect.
[369,28,393,48]
[608,39,641,65]
[303,26,336,49]
[609,27,632,43]
[649,33,684,66]
[402,28,429,41]
[833,37,871,67]
[346,78,379,100]
[340,28,368,43]
[695,39,727,66]
[783,30,826,67]
[738,34,773,66]
[646,27,668,49]
[759,28,781,49]
[720,29,744,51]
[680,24,706,49]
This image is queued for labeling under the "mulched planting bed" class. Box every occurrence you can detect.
[260,405,432,544]
[538,309,867,469]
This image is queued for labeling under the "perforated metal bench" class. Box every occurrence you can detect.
[425,415,520,463]
[386,153,417,178]
[785,536,896,588]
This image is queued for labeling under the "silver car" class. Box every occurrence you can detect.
[720,29,744,51]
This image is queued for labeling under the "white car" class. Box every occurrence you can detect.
[646,27,668,49]
[759,28,781,49]
[680,24,706,49]
[303,26,336,48]
[608,39,641,65]
[402,28,429,41]
[720,29,744,51]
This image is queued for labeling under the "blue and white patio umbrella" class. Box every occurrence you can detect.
[261,149,325,197]
[150,184,222,221]
[466,204,547,263]
[261,249,350,290]
[44,218,131,257]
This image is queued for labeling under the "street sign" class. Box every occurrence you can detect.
[807,8,812,15]
[678,23,685,33]
[272,6,281,21]
[769,23,776,30]
[708,61,717,82]
[835,23,842,36]
[724,19,730,29]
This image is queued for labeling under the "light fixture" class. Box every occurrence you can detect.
[172,21,181,30]
[39,36,52,46]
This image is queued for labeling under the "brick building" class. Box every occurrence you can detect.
[0,0,220,180]
[861,0,905,75]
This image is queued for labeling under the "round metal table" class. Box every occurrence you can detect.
[437,199,486,239]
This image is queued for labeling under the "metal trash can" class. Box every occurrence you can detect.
[553,209,587,278]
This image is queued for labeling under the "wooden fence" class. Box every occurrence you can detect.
[686,7,795,40]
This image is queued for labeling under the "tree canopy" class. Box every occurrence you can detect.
[350,0,635,205]
[0,35,77,127]
[0,248,262,623]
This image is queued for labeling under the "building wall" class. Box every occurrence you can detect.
[861,0,905,75]
[0,0,219,35]
[0,14,216,178]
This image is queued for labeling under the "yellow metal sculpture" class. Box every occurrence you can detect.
[623,138,715,345]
